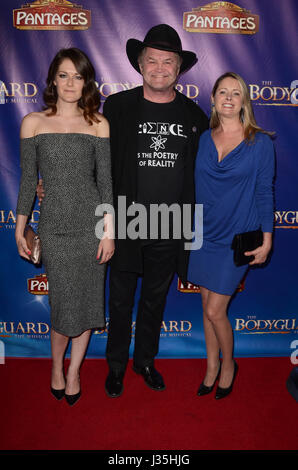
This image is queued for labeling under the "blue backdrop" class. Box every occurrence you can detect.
[1,0,297,359]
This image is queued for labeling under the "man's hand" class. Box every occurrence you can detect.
[36,178,45,205]
[96,238,115,264]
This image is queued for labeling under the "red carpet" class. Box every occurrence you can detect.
[1,357,297,451]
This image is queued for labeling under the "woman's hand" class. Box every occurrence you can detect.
[244,232,272,265]
[96,238,115,264]
[16,235,31,261]
[15,214,31,260]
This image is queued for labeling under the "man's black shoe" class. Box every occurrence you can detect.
[105,370,124,398]
[133,365,166,391]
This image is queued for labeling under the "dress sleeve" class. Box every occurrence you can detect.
[16,138,38,216]
[94,137,114,212]
[255,134,275,233]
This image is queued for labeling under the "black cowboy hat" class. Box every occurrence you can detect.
[126,24,197,74]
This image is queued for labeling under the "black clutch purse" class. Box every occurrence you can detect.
[231,229,263,267]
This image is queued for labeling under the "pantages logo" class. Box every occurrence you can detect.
[183,2,259,35]
[28,274,48,295]
[13,0,91,31]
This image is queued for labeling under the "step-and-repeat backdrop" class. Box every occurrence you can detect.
[1,0,297,359]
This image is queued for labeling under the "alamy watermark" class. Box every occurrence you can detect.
[290,340,298,365]
[95,197,203,250]
[290,80,298,105]
[0,81,5,105]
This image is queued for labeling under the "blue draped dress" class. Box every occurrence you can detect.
[187,129,275,295]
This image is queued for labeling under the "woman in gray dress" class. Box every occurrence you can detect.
[15,48,114,406]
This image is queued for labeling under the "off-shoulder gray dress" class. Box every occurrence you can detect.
[16,133,113,337]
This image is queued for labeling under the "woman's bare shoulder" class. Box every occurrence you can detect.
[20,111,48,138]
[94,112,110,138]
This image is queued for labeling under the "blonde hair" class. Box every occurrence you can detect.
[210,72,273,142]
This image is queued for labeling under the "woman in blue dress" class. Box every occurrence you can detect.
[187,72,275,399]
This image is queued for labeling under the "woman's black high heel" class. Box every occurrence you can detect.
[65,374,81,406]
[51,368,66,400]
[215,360,238,400]
[197,363,221,396]
[51,387,65,401]
[65,390,81,406]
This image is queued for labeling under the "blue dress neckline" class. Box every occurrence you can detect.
[209,129,246,164]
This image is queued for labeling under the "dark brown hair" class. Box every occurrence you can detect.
[43,48,100,125]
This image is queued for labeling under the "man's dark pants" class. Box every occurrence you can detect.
[106,239,178,373]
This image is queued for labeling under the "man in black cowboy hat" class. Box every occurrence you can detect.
[104,24,208,397]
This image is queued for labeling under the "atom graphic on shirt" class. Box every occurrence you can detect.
[150,135,167,151]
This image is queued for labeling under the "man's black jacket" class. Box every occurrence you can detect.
[103,85,209,281]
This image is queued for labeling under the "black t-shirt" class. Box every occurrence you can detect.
[136,94,188,206]
[135,94,188,240]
